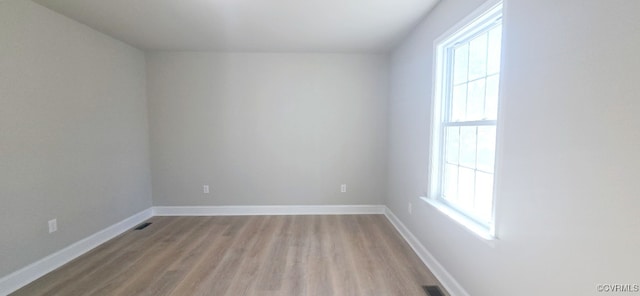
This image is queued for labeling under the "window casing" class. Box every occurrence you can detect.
[429,2,503,237]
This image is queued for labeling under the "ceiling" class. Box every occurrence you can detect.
[32,0,439,52]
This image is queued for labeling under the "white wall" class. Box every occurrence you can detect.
[0,0,152,278]
[147,52,388,206]
[388,0,640,295]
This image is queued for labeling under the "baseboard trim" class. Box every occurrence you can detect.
[0,208,153,296]
[383,207,470,296]
[152,204,386,216]
[1,205,466,296]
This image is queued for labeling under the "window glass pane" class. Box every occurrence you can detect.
[466,78,486,121]
[453,44,469,84]
[474,171,494,221]
[458,167,475,209]
[434,4,502,229]
[485,75,499,120]
[445,127,460,164]
[451,84,467,121]
[477,126,496,172]
[468,33,488,80]
[487,24,502,75]
[459,126,477,168]
[443,164,458,201]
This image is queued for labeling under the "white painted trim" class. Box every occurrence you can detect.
[421,197,496,244]
[428,0,503,242]
[0,208,153,296]
[3,204,468,296]
[433,0,503,45]
[383,207,470,296]
[152,205,385,216]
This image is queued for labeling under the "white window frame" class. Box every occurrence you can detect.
[424,0,503,240]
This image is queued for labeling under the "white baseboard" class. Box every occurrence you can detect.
[152,204,385,216]
[383,207,470,296]
[0,208,153,296]
[2,205,467,296]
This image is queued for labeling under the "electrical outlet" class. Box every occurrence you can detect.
[48,219,57,233]
[203,185,210,194]
[340,184,347,193]
[408,203,413,215]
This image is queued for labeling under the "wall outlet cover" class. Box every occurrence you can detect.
[48,219,57,233]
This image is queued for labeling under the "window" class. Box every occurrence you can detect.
[428,1,502,238]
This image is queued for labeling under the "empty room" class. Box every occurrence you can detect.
[1,0,639,295]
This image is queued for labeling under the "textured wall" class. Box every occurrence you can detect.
[388,0,640,295]
[0,0,152,278]
[147,52,388,206]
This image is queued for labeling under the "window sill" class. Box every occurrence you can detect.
[419,196,497,244]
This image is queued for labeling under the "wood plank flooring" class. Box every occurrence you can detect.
[11,215,448,296]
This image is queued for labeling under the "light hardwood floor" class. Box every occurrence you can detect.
[12,215,447,296]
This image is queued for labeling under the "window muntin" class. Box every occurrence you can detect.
[431,3,502,231]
